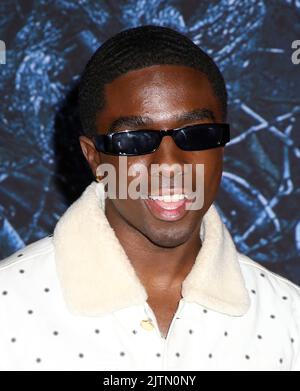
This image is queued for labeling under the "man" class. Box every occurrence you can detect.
[0,25,299,371]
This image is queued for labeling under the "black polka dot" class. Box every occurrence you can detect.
[270,314,276,319]
[94,329,100,334]
[11,338,16,343]
[291,338,294,343]
[53,331,59,336]
[245,355,250,360]
[189,329,193,334]
[36,358,41,363]
[132,330,137,335]
[208,353,213,358]
[282,296,288,300]
[79,353,84,358]
[156,353,161,357]
[224,331,228,336]
[120,351,125,356]
[2,291,7,295]
[17,254,23,258]
[260,273,265,277]
[257,334,262,339]
[279,358,283,364]
[28,310,33,315]
[175,352,180,357]
[44,288,50,293]
[251,289,256,294]
[203,309,207,313]
[19,269,25,274]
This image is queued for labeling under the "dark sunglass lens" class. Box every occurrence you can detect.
[173,125,229,151]
[112,131,161,155]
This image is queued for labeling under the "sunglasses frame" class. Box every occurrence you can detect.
[92,122,230,156]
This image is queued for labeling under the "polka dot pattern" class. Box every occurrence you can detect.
[0,236,299,371]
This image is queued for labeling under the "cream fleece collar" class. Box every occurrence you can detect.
[52,181,250,317]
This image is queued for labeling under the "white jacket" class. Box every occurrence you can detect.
[0,181,299,371]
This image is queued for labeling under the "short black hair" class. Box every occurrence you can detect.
[78,25,227,138]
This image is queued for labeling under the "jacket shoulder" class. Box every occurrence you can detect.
[238,252,300,297]
[0,235,54,271]
[239,253,300,370]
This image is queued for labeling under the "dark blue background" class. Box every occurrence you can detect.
[0,0,299,284]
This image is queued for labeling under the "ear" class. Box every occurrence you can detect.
[79,135,102,177]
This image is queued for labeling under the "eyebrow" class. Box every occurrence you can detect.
[106,108,216,134]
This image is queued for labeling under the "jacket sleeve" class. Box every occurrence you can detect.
[291,286,300,371]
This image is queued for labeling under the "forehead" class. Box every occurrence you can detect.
[96,64,222,129]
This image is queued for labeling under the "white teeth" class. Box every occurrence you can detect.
[149,194,186,202]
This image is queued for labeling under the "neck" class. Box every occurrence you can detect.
[105,199,202,293]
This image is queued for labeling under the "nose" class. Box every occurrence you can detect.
[149,134,186,187]
[155,133,182,160]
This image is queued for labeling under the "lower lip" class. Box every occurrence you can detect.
[144,197,192,222]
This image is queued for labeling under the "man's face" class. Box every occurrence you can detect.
[80,65,224,248]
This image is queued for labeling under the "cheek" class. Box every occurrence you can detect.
[199,151,223,199]
[110,194,146,224]
[194,149,223,205]
[106,157,149,195]
[106,157,150,222]
[110,196,160,236]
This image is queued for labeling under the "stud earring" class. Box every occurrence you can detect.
[95,164,102,183]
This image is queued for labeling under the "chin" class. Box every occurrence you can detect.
[145,226,191,248]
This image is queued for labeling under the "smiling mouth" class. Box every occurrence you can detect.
[143,190,196,221]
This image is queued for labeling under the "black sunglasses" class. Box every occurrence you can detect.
[92,123,230,156]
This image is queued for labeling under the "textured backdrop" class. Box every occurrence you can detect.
[0,0,299,284]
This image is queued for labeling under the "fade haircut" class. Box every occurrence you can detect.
[78,25,227,137]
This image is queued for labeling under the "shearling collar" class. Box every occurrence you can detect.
[52,181,250,317]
